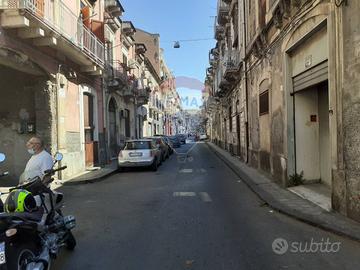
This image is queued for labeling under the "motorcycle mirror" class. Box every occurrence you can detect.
[54,152,63,162]
[0,153,5,163]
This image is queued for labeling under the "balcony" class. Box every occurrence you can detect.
[0,0,105,73]
[222,50,241,81]
[121,84,135,100]
[136,86,151,106]
[105,0,124,18]
[206,96,219,112]
[215,25,225,41]
[107,60,129,89]
[217,0,230,25]
[122,21,136,37]
[135,43,147,55]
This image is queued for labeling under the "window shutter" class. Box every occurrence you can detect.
[259,90,269,115]
[91,20,105,43]
[81,6,91,29]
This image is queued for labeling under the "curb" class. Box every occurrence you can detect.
[62,169,118,186]
[206,142,360,242]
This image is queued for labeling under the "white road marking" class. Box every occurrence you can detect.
[179,169,193,173]
[199,192,212,202]
[173,192,197,197]
[173,142,198,155]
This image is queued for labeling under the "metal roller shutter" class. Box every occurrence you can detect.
[292,60,328,93]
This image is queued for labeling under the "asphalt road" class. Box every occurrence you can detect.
[52,142,360,270]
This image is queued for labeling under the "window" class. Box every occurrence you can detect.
[123,55,128,66]
[125,141,151,150]
[229,106,233,132]
[106,41,113,63]
[259,0,266,28]
[259,90,269,115]
[125,109,130,137]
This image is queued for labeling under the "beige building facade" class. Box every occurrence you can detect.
[205,0,360,222]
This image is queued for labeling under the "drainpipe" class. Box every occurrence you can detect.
[55,66,62,179]
[241,0,250,163]
[102,76,108,163]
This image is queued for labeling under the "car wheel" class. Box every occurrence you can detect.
[151,159,158,171]
[65,231,77,250]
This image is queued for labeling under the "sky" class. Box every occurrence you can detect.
[120,0,217,109]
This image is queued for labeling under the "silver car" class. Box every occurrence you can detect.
[118,140,162,171]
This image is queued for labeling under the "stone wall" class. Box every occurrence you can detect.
[340,0,360,222]
[0,66,55,183]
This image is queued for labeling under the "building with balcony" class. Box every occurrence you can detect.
[134,28,168,137]
[0,0,177,184]
[103,11,152,158]
[206,0,360,223]
[0,0,107,181]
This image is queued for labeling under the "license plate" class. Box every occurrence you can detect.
[129,152,142,157]
[0,242,5,264]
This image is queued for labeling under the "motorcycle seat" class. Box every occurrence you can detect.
[0,207,44,222]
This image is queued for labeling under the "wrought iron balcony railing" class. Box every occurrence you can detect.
[0,0,105,67]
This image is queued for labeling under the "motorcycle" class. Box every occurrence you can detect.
[0,152,76,270]
[0,153,8,179]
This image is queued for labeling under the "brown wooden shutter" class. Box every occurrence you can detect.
[259,0,266,28]
[91,20,105,43]
[81,6,91,29]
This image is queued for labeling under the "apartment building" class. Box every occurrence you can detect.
[0,0,107,180]
[205,0,360,222]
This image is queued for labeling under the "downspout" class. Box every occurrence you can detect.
[242,0,250,163]
[102,76,108,163]
[55,67,62,179]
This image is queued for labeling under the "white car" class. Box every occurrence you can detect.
[199,134,207,140]
[118,140,162,171]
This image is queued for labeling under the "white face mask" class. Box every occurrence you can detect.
[27,148,36,155]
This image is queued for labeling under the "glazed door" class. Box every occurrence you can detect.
[84,94,95,167]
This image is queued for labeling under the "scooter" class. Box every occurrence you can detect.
[0,153,8,178]
[0,152,76,270]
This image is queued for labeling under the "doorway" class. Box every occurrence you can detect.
[108,98,118,158]
[83,93,95,167]
[236,114,241,157]
[294,81,331,186]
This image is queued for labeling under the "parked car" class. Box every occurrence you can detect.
[200,134,208,140]
[118,140,162,171]
[169,136,181,148]
[146,137,170,161]
[176,134,186,144]
[154,135,173,155]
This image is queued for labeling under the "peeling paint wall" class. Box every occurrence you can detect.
[0,65,55,184]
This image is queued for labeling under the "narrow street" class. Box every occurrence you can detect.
[53,142,360,270]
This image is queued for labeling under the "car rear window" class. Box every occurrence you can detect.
[125,141,151,150]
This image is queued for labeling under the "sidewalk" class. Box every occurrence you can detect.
[61,160,118,186]
[0,160,118,194]
[206,142,360,242]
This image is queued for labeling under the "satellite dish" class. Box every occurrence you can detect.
[174,41,180,48]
